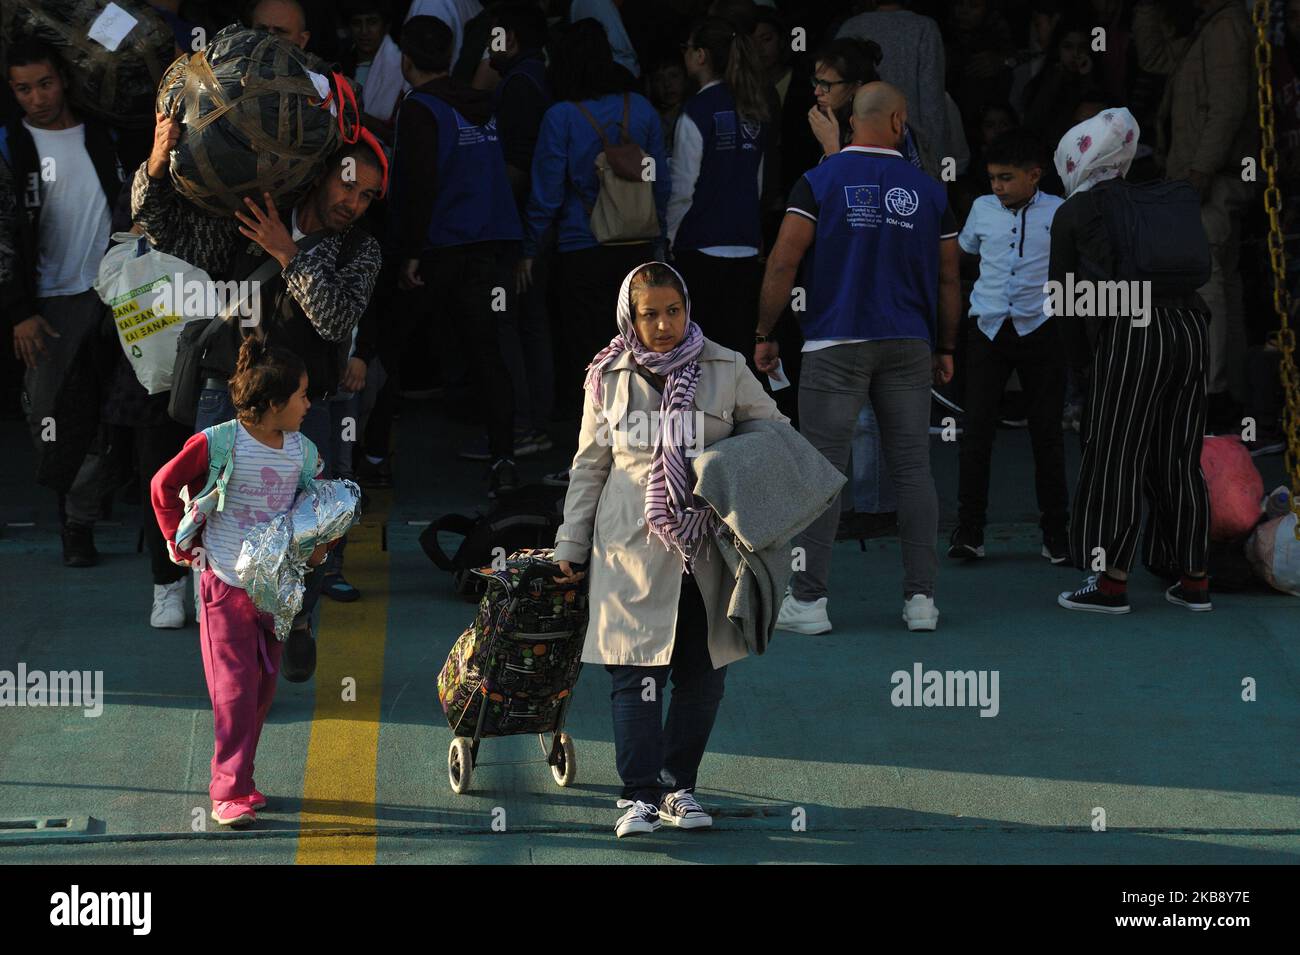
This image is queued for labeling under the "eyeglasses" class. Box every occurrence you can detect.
[810,77,850,93]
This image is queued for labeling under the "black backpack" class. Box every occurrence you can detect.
[419,484,567,598]
[1085,179,1212,295]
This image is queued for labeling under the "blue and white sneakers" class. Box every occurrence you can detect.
[614,799,662,838]
[658,790,713,830]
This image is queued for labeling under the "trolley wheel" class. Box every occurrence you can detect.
[550,732,577,788]
[448,737,474,794]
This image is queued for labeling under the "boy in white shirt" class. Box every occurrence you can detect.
[949,129,1069,564]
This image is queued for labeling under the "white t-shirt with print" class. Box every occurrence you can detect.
[203,424,314,587]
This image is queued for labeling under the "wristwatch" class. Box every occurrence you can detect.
[755,332,775,344]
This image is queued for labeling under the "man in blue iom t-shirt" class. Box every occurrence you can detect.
[755,82,961,635]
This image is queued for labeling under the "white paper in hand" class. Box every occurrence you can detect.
[767,359,791,392]
[86,2,139,52]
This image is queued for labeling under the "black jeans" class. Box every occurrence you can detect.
[672,250,762,358]
[557,243,655,413]
[603,573,727,806]
[403,243,517,461]
[135,418,192,585]
[956,319,1069,534]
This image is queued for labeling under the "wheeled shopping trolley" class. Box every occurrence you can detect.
[436,549,588,794]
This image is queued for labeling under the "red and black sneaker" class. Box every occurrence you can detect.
[1166,578,1212,612]
[1058,574,1130,614]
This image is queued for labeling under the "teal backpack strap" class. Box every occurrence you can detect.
[298,434,321,492]
[203,420,239,512]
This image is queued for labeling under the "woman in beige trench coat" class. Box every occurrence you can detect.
[551,262,786,839]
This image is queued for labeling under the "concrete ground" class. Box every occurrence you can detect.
[1,400,1296,864]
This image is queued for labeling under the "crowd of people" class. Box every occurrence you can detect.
[1,0,1292,836]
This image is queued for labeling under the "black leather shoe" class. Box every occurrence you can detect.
[62,522,99,567]
[282,625,317,682]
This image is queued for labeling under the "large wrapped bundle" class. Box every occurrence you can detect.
[0,0,176,128]
[1201,435,1264,542]
[156,24,358,217]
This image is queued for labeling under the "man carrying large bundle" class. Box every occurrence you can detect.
[1,40,127,568]
[131,66,388,680]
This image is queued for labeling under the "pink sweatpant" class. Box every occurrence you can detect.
[198,570,284,802]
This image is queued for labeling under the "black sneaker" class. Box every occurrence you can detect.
[1058,575,1130,614]
[355,455,393,489]
[1041,529,1069,565]
[322,571,361,603]
[1166,581,1212,612]
[282,625,317,682]
[488,458,519,499]
[61,522,99,567]
[947,525,985,560]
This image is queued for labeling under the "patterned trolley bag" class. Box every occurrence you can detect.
[436,548,588,794]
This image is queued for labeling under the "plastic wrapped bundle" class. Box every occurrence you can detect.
[235,479,362,638]
[156,24,358,216]
[0,0,176,128]
[1246,512,1300,597]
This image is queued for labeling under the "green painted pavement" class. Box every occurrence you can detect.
[1,410,1296,864]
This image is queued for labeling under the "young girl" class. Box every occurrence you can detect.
[667,15,771,357]
[152,339,331,827]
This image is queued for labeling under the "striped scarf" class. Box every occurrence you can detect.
[584,262,714,568]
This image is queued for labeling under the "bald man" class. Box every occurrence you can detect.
[250,0,310,50]
[756,82,961,634]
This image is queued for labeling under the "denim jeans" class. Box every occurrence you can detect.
[792,340,938,601]
[603,574,727,806]
[851,402,897,513]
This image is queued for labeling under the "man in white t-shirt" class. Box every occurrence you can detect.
[1,40,125,568]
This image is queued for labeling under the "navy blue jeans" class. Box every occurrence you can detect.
[604,574,728,806]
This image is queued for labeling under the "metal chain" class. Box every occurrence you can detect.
[1253,0,1300,536]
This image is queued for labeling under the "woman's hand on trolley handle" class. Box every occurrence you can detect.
[554,560,587,584]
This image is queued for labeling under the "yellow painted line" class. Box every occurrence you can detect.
[295,488,391,865]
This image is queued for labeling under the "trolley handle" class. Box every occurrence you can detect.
[517,560,567,588]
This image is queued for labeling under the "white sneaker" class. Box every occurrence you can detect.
[614,799,662,838]
[659,789,713,829]
[151,579,187,629]
[776,593,831,634]
[902,594,939,631]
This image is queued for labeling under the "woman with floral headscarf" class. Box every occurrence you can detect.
[1048,108,1213,616]
[551,261,786,838]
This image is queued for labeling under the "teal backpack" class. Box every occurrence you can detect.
[174,419,320,560]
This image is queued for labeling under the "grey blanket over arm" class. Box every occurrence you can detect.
[692,418,846,654]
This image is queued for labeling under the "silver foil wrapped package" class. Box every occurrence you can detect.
[234,479,362,638]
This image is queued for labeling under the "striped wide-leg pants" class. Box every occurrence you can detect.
[1070,307,1211,575]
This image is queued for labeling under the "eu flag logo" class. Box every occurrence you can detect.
[844,184,878,209]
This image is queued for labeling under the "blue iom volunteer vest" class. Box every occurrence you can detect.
[405,91,522,249]
[674,83,766,252]
[800,147,948,343]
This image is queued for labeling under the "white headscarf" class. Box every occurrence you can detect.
[1054,108,1140,197]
